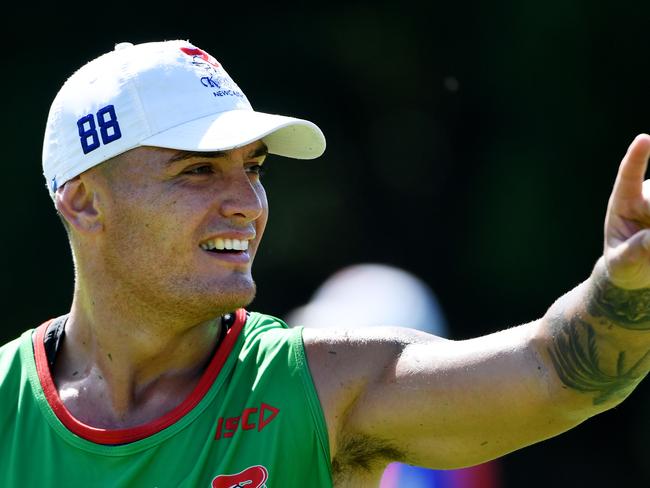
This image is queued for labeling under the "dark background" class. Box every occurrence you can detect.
[2,1,649,486]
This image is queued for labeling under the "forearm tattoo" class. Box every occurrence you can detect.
[587,275,650,330]
[548,316,650,405]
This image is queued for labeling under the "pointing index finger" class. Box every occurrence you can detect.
[611,134,650,203]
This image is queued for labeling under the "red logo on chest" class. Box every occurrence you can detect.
[214,403,280,440]
[212,465,269,488]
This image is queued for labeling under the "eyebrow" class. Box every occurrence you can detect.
[167,144,269,165]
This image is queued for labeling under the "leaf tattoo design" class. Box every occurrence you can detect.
[548,318,650,405]
[588,278,650,330]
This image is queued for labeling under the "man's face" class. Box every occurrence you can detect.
[87,140,269,320]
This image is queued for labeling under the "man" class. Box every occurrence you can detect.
[0,39,648,487]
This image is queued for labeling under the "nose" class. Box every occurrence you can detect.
[218,170,265,223]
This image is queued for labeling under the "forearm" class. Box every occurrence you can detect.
[543,257,650,411]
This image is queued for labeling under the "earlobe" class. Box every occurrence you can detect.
[55,177,103,233]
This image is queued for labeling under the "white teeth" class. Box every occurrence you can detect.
[201,237,250,252]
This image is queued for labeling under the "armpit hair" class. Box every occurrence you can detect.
[332,433,404,484]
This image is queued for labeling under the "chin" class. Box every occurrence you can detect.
[210,274,257,313]
[214,290,256,314]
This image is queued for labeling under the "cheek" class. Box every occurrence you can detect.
[106,193,194,256]
[255,186,270,237]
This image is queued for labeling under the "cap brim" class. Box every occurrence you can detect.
[140,109,326,159]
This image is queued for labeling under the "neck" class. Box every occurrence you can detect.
[52,274,226,428]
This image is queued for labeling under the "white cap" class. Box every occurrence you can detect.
[42,40,326,194]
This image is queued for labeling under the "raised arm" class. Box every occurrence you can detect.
[303,134,650,484]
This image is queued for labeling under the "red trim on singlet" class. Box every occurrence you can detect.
[33,309,247,445]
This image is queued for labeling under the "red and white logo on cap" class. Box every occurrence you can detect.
[180,47,221,68]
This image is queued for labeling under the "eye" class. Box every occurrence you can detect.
[183,164,214,175]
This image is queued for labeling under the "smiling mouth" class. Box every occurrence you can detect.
[200,237,250,253]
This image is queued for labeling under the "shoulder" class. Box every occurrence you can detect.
[0,333,32,420]
[302,325,449,373]
[301,325,450,380]
[241,311,294,343]
[237,311,304,365]
[0,334,28,383]
[243,311,289,332]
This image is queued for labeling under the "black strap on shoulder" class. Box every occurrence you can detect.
[43,315,69,369]
[219,312,237,342]
[221,312,236,329]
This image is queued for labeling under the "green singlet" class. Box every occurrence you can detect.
[0,310,332,487]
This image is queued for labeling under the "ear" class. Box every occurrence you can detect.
[55,177,103,233]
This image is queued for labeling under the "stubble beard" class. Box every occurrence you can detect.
[173,269,258,321]
[100,253,258,325]
[207,273,257,317]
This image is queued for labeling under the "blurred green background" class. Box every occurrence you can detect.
[2,1,649,486]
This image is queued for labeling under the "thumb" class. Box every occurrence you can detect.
[607,228,650,289]
[644,231,650,251]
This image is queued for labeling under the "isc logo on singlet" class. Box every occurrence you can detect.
[214,403,280,440]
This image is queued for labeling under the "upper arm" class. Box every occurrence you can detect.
[303,320,585,471]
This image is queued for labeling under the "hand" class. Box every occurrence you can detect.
[604,134,650,289]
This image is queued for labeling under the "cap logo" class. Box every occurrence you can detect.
[180,46,244,99]
[180,46,220,68]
